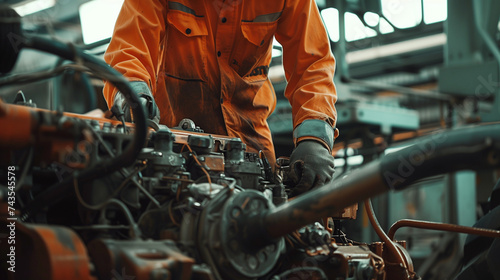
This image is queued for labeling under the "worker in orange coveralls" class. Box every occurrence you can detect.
[103,0,339,195]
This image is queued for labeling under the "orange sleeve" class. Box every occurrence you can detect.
[275,0,339,140]
[102,0,167,108]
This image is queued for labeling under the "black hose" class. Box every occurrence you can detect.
[19,36,147,218]
[0,5,22,73]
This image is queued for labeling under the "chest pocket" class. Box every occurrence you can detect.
[231,18,279,82]
[164,10,208,82]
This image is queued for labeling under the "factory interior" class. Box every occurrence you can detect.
[1,0,500,279]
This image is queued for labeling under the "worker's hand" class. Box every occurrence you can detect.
[113,89,160,124]
[288,140,335,196]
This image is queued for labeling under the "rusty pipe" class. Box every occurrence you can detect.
[365,199,408,269]
[388,219,500,241]
[247,123,500,243]
[249,161,388,243]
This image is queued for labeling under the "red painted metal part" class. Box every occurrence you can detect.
[0,99,34,148]
[4,222,95,280]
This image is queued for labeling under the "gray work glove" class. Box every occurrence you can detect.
[113,81,160,123]
[288,140,335,196]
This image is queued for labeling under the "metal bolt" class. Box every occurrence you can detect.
[247,255,258,270]
[250,199,261,210]
[258,251,267,263]
[231,207,241,218]
[266,243,276,253]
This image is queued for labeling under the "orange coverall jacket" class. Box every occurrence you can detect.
[103,0,338,163]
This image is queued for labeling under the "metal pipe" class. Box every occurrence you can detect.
[247,123,500,243]
[365,199,408,270]
[252,161,388,241]
[388,219,500,241]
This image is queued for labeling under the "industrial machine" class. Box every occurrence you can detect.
[1,3,500,280]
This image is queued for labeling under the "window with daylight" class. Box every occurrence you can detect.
[320,0,447,42]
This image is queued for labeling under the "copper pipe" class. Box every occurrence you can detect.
[388,219,500,241]
[364,199,408,271]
